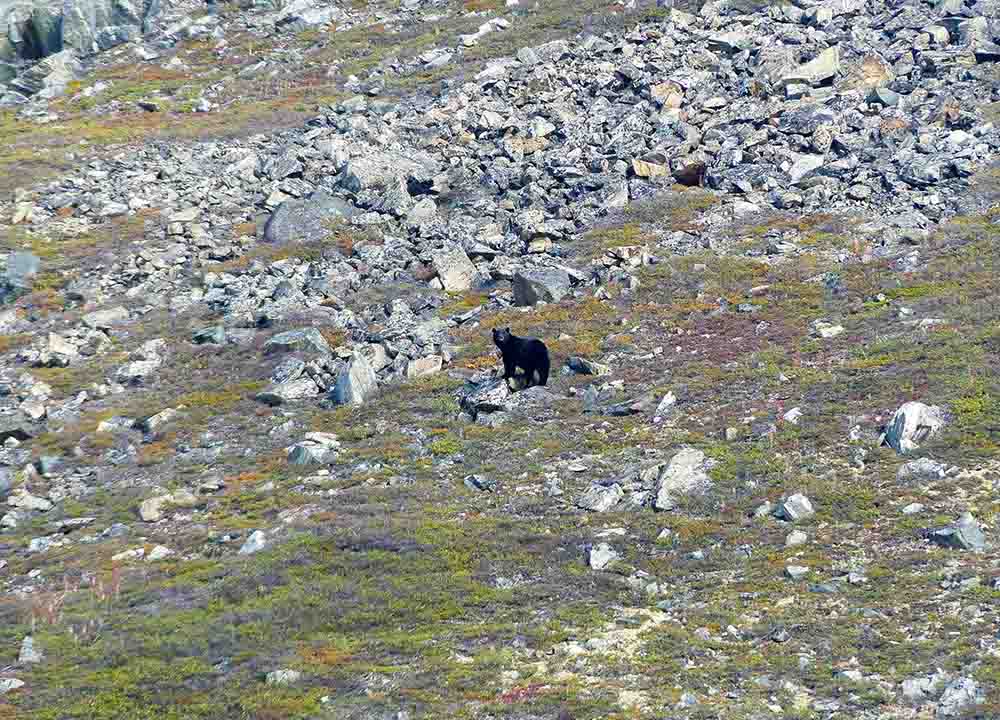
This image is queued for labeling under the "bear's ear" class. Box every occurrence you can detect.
[505,326,511,332]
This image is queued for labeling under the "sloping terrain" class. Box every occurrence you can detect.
[2,0,1000,718]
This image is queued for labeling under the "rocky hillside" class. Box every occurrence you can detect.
[2,0,1000,717]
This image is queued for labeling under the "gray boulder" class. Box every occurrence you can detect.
[287,432,340,464]
[3,251,39,299]
[331,353,377,405]
[929,513,988,551]
[654,448,714,511]
[264,328,331,355]
[431,246,478,292]
[937,677,984,718]
[578,483,624,512]
[512,268,571,306]
[263,190,356,245]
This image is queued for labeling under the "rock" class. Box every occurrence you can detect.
[4,251,40,295]
[331,353,377,405]
[654,448,714,511]
[264,328,332,355]
[0,678,25,695]
[783,46,840,86]
[192,326,226,345]
[81,306,128,330]
[138,407,184,434]
[7,488,52,512]
[810,320,844,338]
[902,673,944,705]
[786,565,810,580]
[406,355,443,378]
[588,542,619,570]
[653,392,678,423]
[785,530,808,547]
[138,489,198,522]
[463,474,496,492]
[884,402,948,454]
[901,503,925,515]
[565,356,610,376]
[287,432,341,464]
[898,457,951,482]
[266,669,301,685]
[239,530,268,555]
[512,268,571,306]
[632,158,670,179]
[929,513,987,551]
[405,198,437,228]
[263,190,355,244]
[774,494,814,522]
[115,360,161,385]
[937,677,984,718]
[145,545,174,561]
[577,483,624,512]
[431,246,478,292]
[460,379,510,418]
[0,421,33,443]
[256,377,320,405]
[18,636,42,664]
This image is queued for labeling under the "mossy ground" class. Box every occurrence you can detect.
[4,201,999,718]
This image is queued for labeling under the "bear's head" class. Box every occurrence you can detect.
[492,327,512,347]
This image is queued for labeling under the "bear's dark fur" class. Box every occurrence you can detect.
[492,327,550,389]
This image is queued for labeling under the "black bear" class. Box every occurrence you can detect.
[492,327,550,389]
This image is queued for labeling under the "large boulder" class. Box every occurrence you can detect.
[654,448,714,511]
[263,328,331,355]
[431,246,478,292]
[512,267,571,306]
[263,190,356,245]
[883,401,948,454]
[330,353,377,405]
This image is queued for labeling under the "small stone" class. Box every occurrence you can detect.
[901,503,925,515]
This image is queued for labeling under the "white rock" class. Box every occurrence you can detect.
[884,401,948,454]
[239,530,268,555]
[588,542,619,570]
